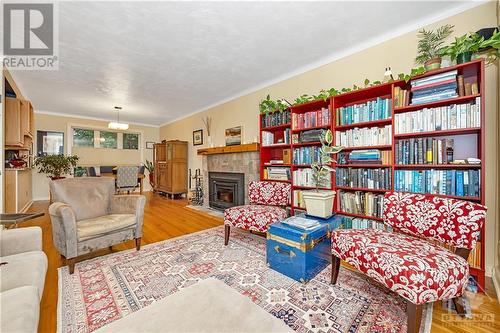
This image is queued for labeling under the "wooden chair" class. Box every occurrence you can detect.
[330,192,487,333]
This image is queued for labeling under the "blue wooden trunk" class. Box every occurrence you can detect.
[266,215,345,283]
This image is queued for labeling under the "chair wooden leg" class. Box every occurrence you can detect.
[452,296,466,316]
[135,237,141,250]
[68,258,75,274]
[224,225,230,246]
[331,255,341,284]
[406,302,422,333]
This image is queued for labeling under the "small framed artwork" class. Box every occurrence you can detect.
[146,141,155,149]
[225,126,242,146]
[193,129,203,146]
[37,130,64,156]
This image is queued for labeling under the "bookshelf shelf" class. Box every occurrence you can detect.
[335,118,392,130]
[394,127,480,138]
[336,186,389,193]
[260,59,485,289]
[394,94,480,113]
[394,164,481,169]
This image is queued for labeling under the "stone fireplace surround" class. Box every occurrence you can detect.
[201,151,260,208]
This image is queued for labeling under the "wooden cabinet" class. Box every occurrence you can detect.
[20,99,34,138]
[5,97,23,146]
[5,169,33,213]
[154,140,188,197]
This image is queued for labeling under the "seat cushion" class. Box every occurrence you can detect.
[77,214,136,241]
[0,286,40,333]
[331,229,469,304]
[0,251,47,299]
[224,205,287,233]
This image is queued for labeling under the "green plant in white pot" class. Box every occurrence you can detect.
[301,130,343,218]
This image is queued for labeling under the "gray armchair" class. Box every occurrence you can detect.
[48,177,146,274]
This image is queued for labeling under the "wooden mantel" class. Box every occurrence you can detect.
[197,142,260,155]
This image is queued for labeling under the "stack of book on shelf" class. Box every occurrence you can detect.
[338,190,385,219]
[298,129,326,143]
[262,129,290,146]
[335,97,392,126]
[293,168,331,188]
[293,146,321,165]
[394,169,480,197]
[265,159,285,165]
[293,190,306,208]
[395,138,454,165]
[340,216,386,230]
[338,150,391,165]
[394,86,410,108]
[336,167,392,190]
[264,167,291,181]
[335,125,392,148]
[410,70,458,105]
[395,97,481,134]
[261,110,291,128]
[282,216,321,230]
[292,107,331,130]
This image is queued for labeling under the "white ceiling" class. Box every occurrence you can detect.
[10,1,475,126]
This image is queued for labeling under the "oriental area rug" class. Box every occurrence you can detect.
[58,226,432,333]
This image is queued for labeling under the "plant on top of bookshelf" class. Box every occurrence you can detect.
[415,24,454,70]
[441,32,485,64]
[259,95,288,114]
[301,129,343,218]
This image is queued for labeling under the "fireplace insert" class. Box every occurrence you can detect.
[208,172,245,211]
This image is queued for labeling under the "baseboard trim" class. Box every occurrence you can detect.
[493,266,500,303]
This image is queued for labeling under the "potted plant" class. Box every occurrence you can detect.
[301,130,343,218]
[144,159,155,187]
[473,28,500,64]
[415,24,454,70]
[34,154,79,180]
[441,32,484,64]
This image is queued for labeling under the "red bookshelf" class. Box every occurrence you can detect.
[259,59,486,289]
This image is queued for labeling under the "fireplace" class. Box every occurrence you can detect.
[209,172,245,211]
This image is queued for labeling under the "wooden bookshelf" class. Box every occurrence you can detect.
[259,59,486,289]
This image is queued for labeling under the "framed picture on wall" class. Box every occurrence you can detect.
[146,141,155,149]
[37,131,64,156]
[193,129,203,146]
[225,126,242,146]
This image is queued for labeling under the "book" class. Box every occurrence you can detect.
[292,107,331,130]
[262,110,291,128]
[336,167,392,190]
[335,125,392,147]
[338,190,385,219]
[336,97,392,126]
[395,138,453,165]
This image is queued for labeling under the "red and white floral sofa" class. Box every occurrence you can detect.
[223,181,290,245]
[330,192,487,333]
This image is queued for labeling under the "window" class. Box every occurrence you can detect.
[37,131,64,156]
[99,131,118,149]
[123,133,139,150]
[73,128,94,148]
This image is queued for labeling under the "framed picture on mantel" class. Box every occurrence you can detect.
[225,126,242,146]
[193,129,203,146]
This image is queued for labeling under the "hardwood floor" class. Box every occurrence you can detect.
[22,192,500,333]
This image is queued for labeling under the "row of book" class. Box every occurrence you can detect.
[293,146,321,165]
[395,138,454,165]
[394,169,480,197]
[435,240,481,268]
[263,167,291,181]
[292,108,331,130]
[335,125,392,148]
[410,70,458,105]
[261,130,291,146]
[337,149,392,165]
[338,190,385,219]
[339,216,386,230]
[292,190,306,209]
[335,97,392,126]
[261,110,291,128]
[293,168,331,188]
[336,167,392,190]
[394,98,481,134]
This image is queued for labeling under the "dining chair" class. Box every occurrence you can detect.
[116,166,139,194]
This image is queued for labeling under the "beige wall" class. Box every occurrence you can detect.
[33,113,159,199]
[160,2,499,276]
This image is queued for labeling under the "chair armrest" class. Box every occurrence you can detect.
[111,195,146,238]
[48,202,78,259]
[0,227,42,257]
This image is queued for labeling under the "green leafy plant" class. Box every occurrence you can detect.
[293,94,314,105]
[311,129,343,191]
[259,95,289,114]
[415,24,454,64]
[479,29,500,63]
[441,32,484,60]
[34,154,79,179]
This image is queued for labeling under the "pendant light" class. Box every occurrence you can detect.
[108,106,129,130]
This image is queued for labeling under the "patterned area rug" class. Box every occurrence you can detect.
[58,226,432,333]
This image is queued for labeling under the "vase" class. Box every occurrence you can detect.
[208,136,214,147]
[456,52,472,64]
[424,57,441,71]
[301,190,336,218]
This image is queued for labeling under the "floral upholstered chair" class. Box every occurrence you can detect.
[223,181,291,245]
[330,192,487,333]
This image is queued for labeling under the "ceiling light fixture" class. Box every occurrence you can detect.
[108,106,129,130]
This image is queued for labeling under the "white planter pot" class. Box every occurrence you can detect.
[301,190,336,218]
